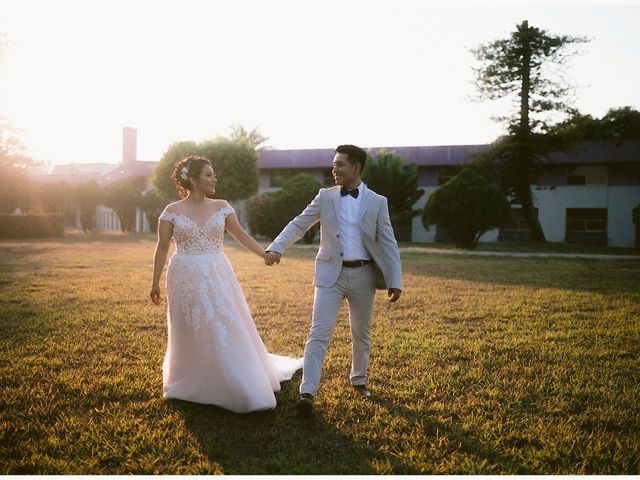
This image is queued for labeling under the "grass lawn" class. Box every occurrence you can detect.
[399,239,640,256]
[1,234,639,474]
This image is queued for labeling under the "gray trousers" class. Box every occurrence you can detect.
[300,264,376,396]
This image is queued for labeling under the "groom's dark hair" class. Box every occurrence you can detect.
[335,144,367,173]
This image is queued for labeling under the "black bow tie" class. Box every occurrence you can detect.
[340,186,359,199]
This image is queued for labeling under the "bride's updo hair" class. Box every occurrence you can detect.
[171,155,214,198]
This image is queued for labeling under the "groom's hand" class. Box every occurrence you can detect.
[265,251,281,266]
[388,288,402,303]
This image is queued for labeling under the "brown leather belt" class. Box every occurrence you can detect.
[342,259,373,268]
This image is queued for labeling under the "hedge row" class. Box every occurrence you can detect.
[0,214,65,238]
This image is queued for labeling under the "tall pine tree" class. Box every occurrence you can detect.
[472,20,588,241]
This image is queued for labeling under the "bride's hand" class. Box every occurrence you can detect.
[150,285,162,305]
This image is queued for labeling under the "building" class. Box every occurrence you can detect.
[94,127,155,233]
[34,127,639,246]
[257,142,640,247]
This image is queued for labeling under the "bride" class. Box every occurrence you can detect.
[149,155,303,413]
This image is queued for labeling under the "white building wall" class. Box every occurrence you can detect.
[411,184,640,247]
[411,189,436,243]
[533,186,610,242]
[607,187,640,247]
[532,186,640,246]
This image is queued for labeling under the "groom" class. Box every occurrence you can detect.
[265,144,402,415]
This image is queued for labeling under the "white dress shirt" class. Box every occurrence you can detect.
[339,182,371,261]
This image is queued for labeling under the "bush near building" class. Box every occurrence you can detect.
[423,168,510,249]
[0,213,64,238]
[247,174,322,243]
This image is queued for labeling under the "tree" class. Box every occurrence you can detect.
[270,174,322,243]
[229,123,269,149]
[152,140,199,201]
[0,39,35,214]
[140,188,166,233]
[472,20,589,242]
[105,178,144,232]
[0,120,34,214]
[546,106,640,142]
[35,181,74,214]
[362,151,424,241]
[73,180,104,233]
[199,138,259,201]
[152,137,260,202]
[422,168,510,250]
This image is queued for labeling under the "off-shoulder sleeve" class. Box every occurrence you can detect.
[158,207,175,223]
[222,202,235,218]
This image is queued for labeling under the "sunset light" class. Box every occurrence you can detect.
[0,1,638,168]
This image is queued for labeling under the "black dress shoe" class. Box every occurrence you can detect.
[352,384,372,399]
[295,393,314,416]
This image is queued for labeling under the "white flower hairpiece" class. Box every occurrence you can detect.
[180,166,189,180]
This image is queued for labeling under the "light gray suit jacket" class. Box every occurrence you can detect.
[267,184,402,290]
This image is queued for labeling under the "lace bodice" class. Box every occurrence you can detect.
[159,204,234,255]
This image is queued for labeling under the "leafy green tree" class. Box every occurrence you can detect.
[36,181,73,213]
[152,141,199,201]
[199,139,259,201]
[229,123,269,149]
[105,178,145,233]
[422,168,510,250]
[0,120,34,214]
[546,106,640,142]
[270,174,322,243]
[140,188,166,233]
[472,20,588,242]
[152,137,259,203]
[73,180,104,232]
[362,151,424,241]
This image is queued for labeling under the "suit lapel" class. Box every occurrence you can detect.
[332,186,341,222]
[358,183,372,222]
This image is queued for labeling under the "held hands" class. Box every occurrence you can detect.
[264,251,281,266]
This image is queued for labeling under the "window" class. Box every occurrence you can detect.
[503,208,537,232]
[566,208,607,244]
[566,166,608,186]
[499,207,538,240]
[566,208,607,232]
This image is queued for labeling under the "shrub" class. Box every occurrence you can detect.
[0,214,64,238]
[246,192,280,240]
[422,168,510,249]
[247,174,322,242]
[270,174,322,243]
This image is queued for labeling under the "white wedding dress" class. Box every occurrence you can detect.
[158,202,303,413]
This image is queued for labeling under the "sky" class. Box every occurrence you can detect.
[0,0,639,168]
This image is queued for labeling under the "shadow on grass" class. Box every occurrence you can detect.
[401,253,640,295]
[371,391,534,474]
[167,371,380,475]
